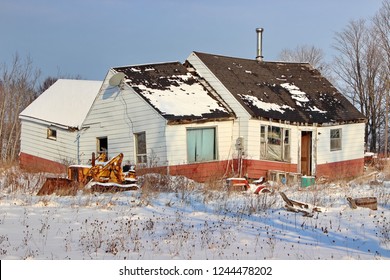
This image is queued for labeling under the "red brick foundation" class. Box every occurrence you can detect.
[139,158,364,182]
[138,160,235,182]
[138,159,299,182]
[243,160,298,179]
[19,152,67,173]
[19,152,365,182]
[316,158,364,179]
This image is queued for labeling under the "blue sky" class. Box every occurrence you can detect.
[0,0,383,81]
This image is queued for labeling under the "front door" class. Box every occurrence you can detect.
[301,131,312,176]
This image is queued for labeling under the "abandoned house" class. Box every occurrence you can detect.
[19,49,366,182]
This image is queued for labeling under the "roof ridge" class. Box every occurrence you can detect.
[192,51,312,66]
[112,61,181,70]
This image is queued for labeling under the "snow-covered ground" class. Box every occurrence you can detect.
[0,168,389,261]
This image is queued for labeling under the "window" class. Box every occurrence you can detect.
[47,128,57,140]
[260,125,290,161]
[284,129,290,160]
[187,127,216,163]
[135,132,147,164]
[260,125,267,158]
[97,137,108,155]
[330,128,342,151]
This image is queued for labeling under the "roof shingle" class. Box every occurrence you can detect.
[191,52,366,124]
[114,62,234,123]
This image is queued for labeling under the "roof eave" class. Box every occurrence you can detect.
[19,115,80,131]
[167,116,236,125]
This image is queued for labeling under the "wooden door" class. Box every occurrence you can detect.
[301,132,312,175]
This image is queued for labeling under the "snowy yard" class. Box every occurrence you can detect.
[0,168,389,260]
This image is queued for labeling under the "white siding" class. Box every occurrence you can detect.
[317,123,365,164]
[20,120,78,164]
[79,70,168,166]
[247,120,300,164]
[165,120,235,165]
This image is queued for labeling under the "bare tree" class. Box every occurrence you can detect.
[0,54,40,163]
[37,76,58,95]
[37,72,83,96]
[278,44,332,78]
[333,19,386,153]
[374,0,390,73]
[374,0,390,154]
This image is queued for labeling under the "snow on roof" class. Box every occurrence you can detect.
[280,83,310,104]
[114,62,234,122]
[133,74,228,117]
[239,94,294,114]
[20,79,102,129]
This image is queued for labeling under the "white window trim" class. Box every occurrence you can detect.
[47,128,57,141]
[186,127,217,163]
[260,125,291,162]
[330,128,342,151]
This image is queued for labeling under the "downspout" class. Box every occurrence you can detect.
[76,131,81,165]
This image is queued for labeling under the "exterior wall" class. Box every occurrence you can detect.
[244,160,298,179]
[243,121,365,179]
[19,152,67,173]
[138,160,234,183]
[316,158,364,179]
[247,119,300,164]
[314,122,365,178]
[20,119,78,165]
[138,158,298,183]
[165,120,236,165]
[79,70,168,166]
[316,122,365,165]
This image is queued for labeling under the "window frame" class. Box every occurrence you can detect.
[47,128,57,141]
[260,125,290,162]
[330,128,342,151]
[96,136,108,155]
[134,132,147,165]
[186,127,217,163]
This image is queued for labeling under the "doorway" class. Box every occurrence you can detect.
[301,131,312,176]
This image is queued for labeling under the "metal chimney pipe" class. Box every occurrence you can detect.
[256,27,264,61]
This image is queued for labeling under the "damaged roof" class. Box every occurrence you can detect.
[190,52,366,124]
[113,62,234,123]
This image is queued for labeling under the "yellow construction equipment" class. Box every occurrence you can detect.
[37,153,139,195]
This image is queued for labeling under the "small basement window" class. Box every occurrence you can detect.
[330,128,342,151]
[47,128,57,140]
[97,137,108,155]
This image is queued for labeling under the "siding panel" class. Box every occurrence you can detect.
[80,72,168,166]
[317,123,365,164]
[20,120,78,164]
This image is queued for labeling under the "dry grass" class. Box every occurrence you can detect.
[1,163,390,260]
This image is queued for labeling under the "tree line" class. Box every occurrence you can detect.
[1,1,390,165]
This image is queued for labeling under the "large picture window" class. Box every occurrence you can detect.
[187,127,216,163]
[260,125,290,161]
[330,128,342,151]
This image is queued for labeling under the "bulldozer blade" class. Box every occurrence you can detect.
[89,183,139,193]
[37,178,81,196]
